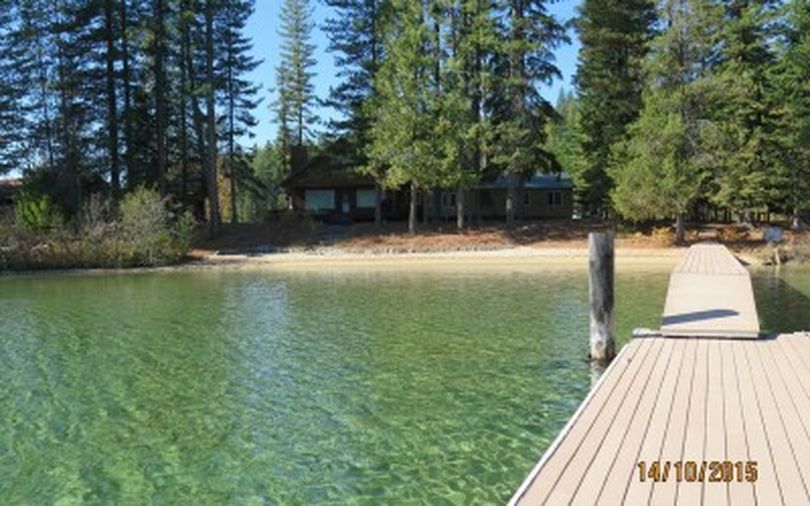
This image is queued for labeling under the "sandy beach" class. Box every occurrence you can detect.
[189,246,688,273]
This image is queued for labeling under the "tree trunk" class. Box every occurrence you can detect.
[506,174,516,228]
[119,0,133,187]
[422,189,430,225]
[409,183,417,234]
[675,213,686,245]
[185,19,207,190]
[178,2,190,208]
[792,206,803,230]
[204,0,220,232]
[374,184,383,228]
[104,0,120,198]
[227,33,238,224]
[154,0,167,195]
[456,185,465,230]
[229,159,237,224]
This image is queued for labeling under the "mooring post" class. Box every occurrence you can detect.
[589,231,615,363]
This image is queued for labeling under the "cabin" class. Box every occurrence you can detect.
[0,179,22,209]
[281,146,410,221]
[281,148,574,222]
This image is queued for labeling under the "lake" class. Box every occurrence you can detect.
[1,265,808,504]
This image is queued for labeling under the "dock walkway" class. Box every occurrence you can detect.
[509,244,810,505]
[661,244,759,338]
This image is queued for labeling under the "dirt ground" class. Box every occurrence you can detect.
[192,218,804,258]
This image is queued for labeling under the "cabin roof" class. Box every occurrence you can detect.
[282,154,374,189]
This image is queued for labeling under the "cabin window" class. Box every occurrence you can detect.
[356,189,377,208]
[524,192,531,207]
[442,192,456,208]
[548,191,563,207]
[305,190,335,211]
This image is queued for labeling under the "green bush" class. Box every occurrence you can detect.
[14,190,60,232]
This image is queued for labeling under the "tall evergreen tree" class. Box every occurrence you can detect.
[0,0,30,174]
[323,0,389,225]
[489,0,568,227]
[574,0,656,217]
[771,0,810,228]
[152,0,169,195]
[217,0,262,223]
[366,0,454,233]
[610,0,723,244]
[710,0,780,222]
[103,0,121,197]
[453,0,500,229]
[204,0,221,230]
[275,0,318,157]
[322,0,387,147]
[546,89,584,182]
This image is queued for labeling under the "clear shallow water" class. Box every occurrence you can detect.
[0,266,808,504]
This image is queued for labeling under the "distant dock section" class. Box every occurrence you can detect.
[661,244,760,338]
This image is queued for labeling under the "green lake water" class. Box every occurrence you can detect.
[1,266,809,504]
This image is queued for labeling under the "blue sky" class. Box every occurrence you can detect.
[244,0,582,147]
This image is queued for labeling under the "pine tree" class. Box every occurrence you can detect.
[771,0,810,228]
[103,0,121,197]
[275,0,318,155]
[545,90,584,184]
[323,0,389,225]
[204,0,221,231]
[453,0,500,228]
[0,0,31,174]
[710,0,780,222]
[217,0,262,223]
[366,0,453,233]
[152,0,169,195]
[610,0,723,244]
[489,0,568,227]
[322,0,387,147]
[574,0,656,217]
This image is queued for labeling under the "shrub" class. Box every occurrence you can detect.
[1,187,194,270]
[14,189,60,232]
[79,193,116,240]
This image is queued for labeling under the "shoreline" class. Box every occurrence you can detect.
[2,246,683,276]
[0,245,782,276]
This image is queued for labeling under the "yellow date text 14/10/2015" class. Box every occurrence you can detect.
[637,461,758,483]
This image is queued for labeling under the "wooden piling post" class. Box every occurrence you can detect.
[589,231,615,363]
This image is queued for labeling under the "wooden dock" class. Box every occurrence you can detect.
[661,244,760,338]
[509,244,810,505]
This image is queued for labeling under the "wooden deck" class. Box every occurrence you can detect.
[509,244,810,505]
[661,244,760,338]
[510,333,810,505]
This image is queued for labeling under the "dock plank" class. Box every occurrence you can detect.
[723,340,755,506]
[568,338,671,505]
[624,338,690,505]
[593,338,677,505]
[676,338,709,506]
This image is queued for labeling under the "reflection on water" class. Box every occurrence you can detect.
[0,266,807,503]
